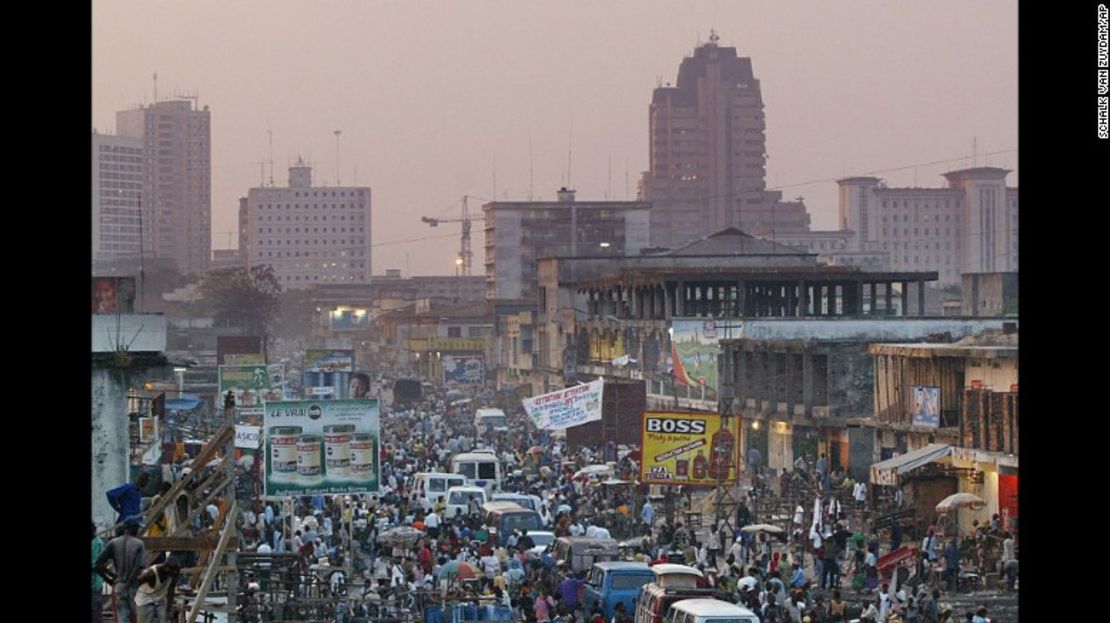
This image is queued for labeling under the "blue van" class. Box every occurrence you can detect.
[583,561,655,620]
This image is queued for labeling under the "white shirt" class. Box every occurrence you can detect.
[424,512,440,529]
[257,543,273,554]
[793,505,804,525]
[809,527,823,549]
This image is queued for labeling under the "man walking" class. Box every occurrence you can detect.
[94,516,147,623]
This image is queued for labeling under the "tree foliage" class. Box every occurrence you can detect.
[198,265,282,335]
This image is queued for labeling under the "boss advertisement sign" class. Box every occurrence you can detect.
[639,411,739,486]
[263,399,381,496]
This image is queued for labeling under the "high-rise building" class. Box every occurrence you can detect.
[642,32,810,247]
[483,188,651,300]
[92,131,145,267]
[241,162,372,289]
[837,167,1018,286]
[116,99,212,276]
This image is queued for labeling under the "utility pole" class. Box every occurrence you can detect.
[222,391,239,622]
[334,130,342,185]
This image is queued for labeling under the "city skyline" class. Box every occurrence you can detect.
[93,1,1017,277]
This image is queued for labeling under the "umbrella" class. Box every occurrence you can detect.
[741,524,785,534]
[376,526,425,546]
[436,560,481,581]
[935,493,986,513]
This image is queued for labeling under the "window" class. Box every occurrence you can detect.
[477,462,497,479]
[448,327,462,338]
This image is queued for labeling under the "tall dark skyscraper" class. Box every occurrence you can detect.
[642,32,809,248]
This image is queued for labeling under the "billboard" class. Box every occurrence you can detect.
[303,349,355,400]
[218,364,286,417]
[328,308,371,331]
[912,385,941,428]
[443,355,485,388]
[91,276,136,313]
[263,399,381,495]
[235,425,262,450]
[217,336,265,366]
[523,379,604,430]
[304,349,355,372]
[639,411,739,486]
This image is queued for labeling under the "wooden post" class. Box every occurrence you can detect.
[187,499,237,623]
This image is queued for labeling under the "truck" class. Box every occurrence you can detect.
[392,379,422,408]
[475,408,508,435]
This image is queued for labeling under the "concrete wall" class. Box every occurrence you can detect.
[92,314,168,352]
[827,343,876,418]
[740,318,1013,342]
[91,362,175,528]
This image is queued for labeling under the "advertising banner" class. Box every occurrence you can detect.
[443,355,485,388]
[639,411,739,486]
[303,349,355,400]
[911,385,941,428]
[219,364,285,416]
[91,276,136,313]
[304,349,355,372]
[235,425,262,449]
[263,399,381,495]
[522,379,604,430]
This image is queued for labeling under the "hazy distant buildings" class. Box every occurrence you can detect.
[92,131,145,267]
[838,167,1018,285]
[241,162,372,289]
[483,188,651,300]
[641,32,810,248]
[116,99,212,276]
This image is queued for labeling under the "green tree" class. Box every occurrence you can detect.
[198,265,282,335]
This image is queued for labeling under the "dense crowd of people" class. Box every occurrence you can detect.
[93,374,1015,623]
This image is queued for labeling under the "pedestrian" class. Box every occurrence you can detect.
[94,516,147,623]
[92,522,106,623]
[943,539,960,592]
[828,589,847,622]
[106,473,150,526]
[708,524,722,571]
[971,607,988,623]
[133,556,181,623]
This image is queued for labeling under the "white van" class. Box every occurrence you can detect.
[664,599,759,623]
[475,408,508,435]
[413,472,467,504]
[491,493,545,518]
[450,450,502,492]
[445,485,487,520]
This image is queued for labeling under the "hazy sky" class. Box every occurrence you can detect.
[93,1,1017,277]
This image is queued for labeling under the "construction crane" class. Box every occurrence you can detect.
[421,195,476,276]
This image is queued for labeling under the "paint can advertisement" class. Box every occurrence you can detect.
[263,399,380,495]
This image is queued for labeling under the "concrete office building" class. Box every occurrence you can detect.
[92,131,145,268]
[837,167,1018,286]
[116,99,212,276]
[483,188,650,300]
[641,32,810,248]
[241,162,372,289]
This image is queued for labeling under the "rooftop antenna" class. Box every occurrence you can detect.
[334,130,342,185]
[267,126,274,186]
[567,117,573,188]
[607,156,612,199]
[528,131,534,201]
[152,72,158,104]
[492,147,497,200]
[972,136,978,167]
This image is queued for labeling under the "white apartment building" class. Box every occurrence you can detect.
[92,131,145,266]
[241,162,372,289]
[838,167,1018,286]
